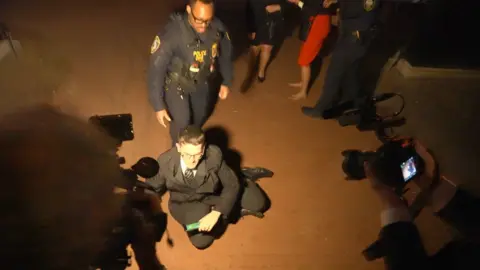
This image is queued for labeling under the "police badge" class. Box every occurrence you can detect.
[211,43,218,58]
[364,0,375,12]
[150,36,161,54]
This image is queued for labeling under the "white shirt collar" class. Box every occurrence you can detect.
[180,158,197,176]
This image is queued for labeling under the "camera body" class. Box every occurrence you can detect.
[88,113,166,269]
[342,138,425,190]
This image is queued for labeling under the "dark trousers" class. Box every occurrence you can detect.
[313,32,368,112]
[165,83,211,145]
[168,180,267,250]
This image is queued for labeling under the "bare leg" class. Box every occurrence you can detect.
[241,46,261,92]
[258,44,272,78]
[290,65,310,100]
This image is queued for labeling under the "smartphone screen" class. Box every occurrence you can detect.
[400,157,417,182]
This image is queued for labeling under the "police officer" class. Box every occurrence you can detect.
[147,0,233,143]
[301,0,420,119]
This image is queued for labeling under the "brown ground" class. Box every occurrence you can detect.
[1,0,466,269]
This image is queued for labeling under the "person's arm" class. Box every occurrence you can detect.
[212,147,240,218]
[145,157,168,197]
[147,24,176,112]
[215,20,234,89]
[289,0,334,14]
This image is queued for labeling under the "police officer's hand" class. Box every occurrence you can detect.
[199,210,222,232]
[265,4,281,13]
[156,109,171,128]
[323,0,337,8]
[219,85,229,100]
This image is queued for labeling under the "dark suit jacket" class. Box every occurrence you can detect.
[147,145,240,218]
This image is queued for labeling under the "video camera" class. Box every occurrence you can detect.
[342,137,425,193]
[88,113,167,269]
[336,95,480,262]
[324,93,406,143]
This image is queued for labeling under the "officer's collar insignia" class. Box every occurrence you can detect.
[150,35,161,54]
[364,0,375,12]
[225,31,230,41]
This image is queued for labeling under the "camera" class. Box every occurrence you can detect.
[342,137,425,191]
[324,93,406,143]
[88,113,167,269]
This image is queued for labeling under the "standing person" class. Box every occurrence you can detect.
[287,0,334,100]
[147,126,268,250]
[147,0,233,144]
[245,0,285,83]
[302,0,421,118]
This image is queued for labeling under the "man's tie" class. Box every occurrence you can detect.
[184,168,195,185]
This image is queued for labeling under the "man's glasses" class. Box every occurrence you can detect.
[190,10,212,26]
[181,151,204,160]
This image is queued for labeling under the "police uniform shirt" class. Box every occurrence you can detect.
[147,13,233,113]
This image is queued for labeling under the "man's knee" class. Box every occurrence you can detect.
[242,183,267,213]
[189,233,215,250]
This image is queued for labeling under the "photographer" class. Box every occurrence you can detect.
[0,105,164,269]
[365,141,480,270]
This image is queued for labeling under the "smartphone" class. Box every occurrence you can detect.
[400,156,417,182]
[185,222,200,232]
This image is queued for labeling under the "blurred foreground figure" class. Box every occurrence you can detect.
[0,105,125,269]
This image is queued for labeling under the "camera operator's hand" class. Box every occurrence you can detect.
[364,162,407,209]
[413,140,438,190]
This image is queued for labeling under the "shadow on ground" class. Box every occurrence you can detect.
[204,125,272,219]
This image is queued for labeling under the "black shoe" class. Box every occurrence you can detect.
[241,209,265,219]
[257,75,265,83]
[301,106,325,118]
[241,167,274,182]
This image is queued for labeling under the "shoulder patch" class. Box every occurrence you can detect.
[150,35,161,54]
[364,0,375,12]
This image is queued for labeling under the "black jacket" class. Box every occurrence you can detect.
[247,0,285,33]
[146,145,240,218]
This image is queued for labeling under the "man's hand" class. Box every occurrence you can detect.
[219,85,230,100]
[323,0,337,8]
[249,32,256,40]
[155,109,171,128]
[266,4,281,13]
[199,210,221,232]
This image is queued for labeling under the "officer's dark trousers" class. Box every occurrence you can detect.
[312,32,368,112]
[168,180,267,250]
[165,83,211,144]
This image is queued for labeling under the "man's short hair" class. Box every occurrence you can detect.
[189,0,214,7]
[0,105,123,269]
[177,125,205,145]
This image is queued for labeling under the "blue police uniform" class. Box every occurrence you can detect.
[147,13,233,142]
[302,0,417,118]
